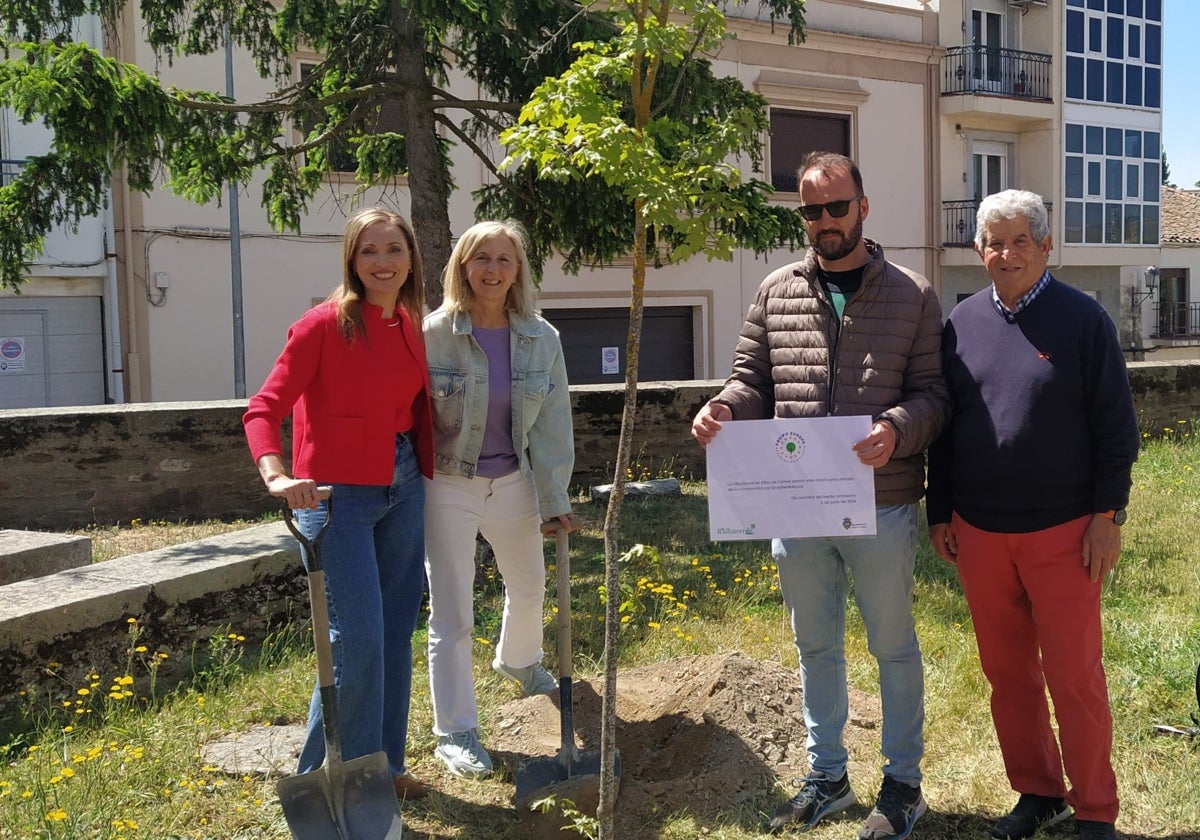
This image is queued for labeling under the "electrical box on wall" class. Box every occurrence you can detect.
[154,272,169,289]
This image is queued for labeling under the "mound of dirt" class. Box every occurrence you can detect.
[489,651,882,834]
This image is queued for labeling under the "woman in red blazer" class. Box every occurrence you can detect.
[243,207,434,801]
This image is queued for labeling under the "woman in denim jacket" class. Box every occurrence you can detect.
[423,219,576,780]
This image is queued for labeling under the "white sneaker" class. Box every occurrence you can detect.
[434,729,493,779]
[492,658,558,696]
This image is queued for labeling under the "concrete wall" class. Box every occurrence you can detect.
[3,363,1200,530]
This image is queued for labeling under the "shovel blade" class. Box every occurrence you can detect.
[277,751,402,840]
[514,748,618,803]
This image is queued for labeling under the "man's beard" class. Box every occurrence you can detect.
[812,214,863,262]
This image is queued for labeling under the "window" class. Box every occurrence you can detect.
[1064,123,1159,245]
[297,61,404,174]
[1155,268,1187,337]
[971,140,1009,202]
[1065,5,1160,108]
[769,109,851,193]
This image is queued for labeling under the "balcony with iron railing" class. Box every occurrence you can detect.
[942,198,1053,248]
[1,158,25,187]
[942,45,1052,101]
[1152,302,1200,340]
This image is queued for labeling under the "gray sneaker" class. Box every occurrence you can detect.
[434,729,493,779]
[768,770,857,832]
[492,658,558,696]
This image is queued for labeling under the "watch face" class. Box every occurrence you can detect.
[1113,509,1127,526]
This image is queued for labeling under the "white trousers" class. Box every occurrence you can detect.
[424,470,548,735]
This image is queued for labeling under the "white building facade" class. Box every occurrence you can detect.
[937,0,1165,350]
[1,0,1184,407]
[0,19,123,408]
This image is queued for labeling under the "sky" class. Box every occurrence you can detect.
[1163,0,1199,189]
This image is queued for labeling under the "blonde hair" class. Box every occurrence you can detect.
[331,207,425,343]
[440,220,537,316]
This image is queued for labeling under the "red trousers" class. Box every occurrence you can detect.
[951,513,1118,823]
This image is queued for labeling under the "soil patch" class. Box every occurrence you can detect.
[489,651,883,835]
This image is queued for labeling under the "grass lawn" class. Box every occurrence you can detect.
[2,433,1198,839]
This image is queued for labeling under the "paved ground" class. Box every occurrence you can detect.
[201,723,307,777]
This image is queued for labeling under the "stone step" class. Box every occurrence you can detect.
[0,528,92,586]
[0,521,305,736]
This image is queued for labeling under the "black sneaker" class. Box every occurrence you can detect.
[1075,820,1117,840]
[768,771,856,832]
[857,775,928,840]
[991,793,1073,840]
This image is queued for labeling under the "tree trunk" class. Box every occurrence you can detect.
[391,4,452,309]
[597,201,647,839]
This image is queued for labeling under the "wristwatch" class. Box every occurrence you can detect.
[1099,509,1127,526]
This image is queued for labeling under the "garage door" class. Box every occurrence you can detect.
[0,296,105,408]
[542,306,695,385]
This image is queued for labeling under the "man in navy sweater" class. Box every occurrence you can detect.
[927,189,1138,840]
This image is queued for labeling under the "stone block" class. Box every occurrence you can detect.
[0,529,91,586]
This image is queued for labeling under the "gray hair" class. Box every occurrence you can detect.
[975,189,1049,248]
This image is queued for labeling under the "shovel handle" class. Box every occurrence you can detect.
[553,526,581,764]
[555,527,572,681]
[281,486,334,571]
[282,487,344,766]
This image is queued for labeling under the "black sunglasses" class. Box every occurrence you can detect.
[799,195,863,222]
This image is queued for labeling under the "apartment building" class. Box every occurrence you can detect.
[1,0,1183,407]
[938,0,1166,352]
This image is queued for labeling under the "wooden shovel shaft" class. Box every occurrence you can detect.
[283,487,341,765]
[555,527,579,763]
[556,527,572,680]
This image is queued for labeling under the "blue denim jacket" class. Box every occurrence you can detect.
[423,308,574,518]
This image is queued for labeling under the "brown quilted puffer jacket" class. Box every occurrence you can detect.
[711,239,950,506]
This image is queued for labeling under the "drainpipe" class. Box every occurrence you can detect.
[91,13,125,402]
[102,191,125,403]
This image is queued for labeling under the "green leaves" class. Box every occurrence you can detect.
[0,40,177,288]
[0,0,806,295]
[498,0,807,269]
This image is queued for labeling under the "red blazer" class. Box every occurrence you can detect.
[244,301,434,484]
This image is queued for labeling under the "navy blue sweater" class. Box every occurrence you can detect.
[926,277,1138,533]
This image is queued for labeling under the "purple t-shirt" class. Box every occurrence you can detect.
[473,325,519,478]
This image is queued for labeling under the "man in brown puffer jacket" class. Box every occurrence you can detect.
[692,151,949,840]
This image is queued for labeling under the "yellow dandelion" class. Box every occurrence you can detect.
[45,809,68,821]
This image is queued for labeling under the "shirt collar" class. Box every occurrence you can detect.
[991,270,1051,317]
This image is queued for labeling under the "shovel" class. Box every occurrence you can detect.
[514,526,618,802]
[277,487,404,840]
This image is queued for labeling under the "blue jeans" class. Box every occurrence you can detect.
[293,434,426,777]
[773,502,924,786]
